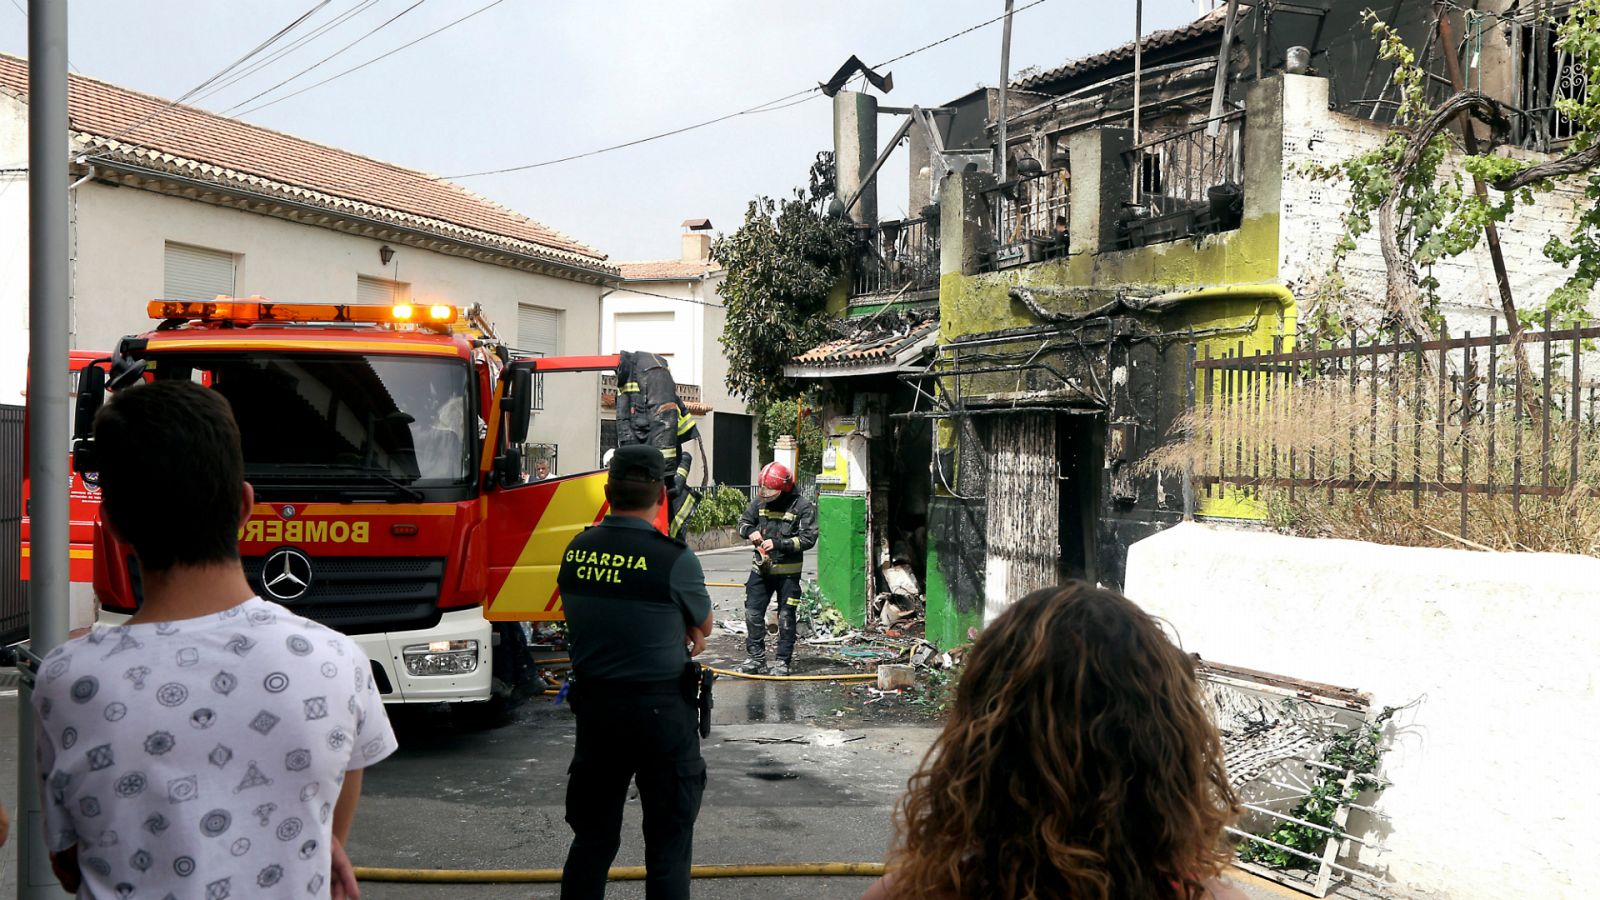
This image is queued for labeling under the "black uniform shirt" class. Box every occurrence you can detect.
[558,515,713,682]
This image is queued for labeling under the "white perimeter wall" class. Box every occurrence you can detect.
[1,91,32,404]
[1124,523,1600,899]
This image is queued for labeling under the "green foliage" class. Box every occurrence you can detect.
[1238,706,1398,870]
[713,152,855,409]
[754,396,825,480]
[685,485,750,533]
[1311,3,1600,334]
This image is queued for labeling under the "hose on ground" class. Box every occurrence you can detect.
[706,666,880,683]
[354,862,886,883]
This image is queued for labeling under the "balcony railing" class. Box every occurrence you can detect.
[600,373,704,410]
[979,169,1071,272]
[852,217,940,300]
[1119,111,1245,249]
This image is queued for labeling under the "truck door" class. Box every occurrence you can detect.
[481,355,667,621]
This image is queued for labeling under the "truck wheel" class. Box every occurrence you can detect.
[452,622,535,729]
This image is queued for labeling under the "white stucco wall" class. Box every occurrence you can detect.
[602,273,755,484]
[1,91,32,404]
[56,181,605,467]
[1277,74,1594,331]
[1124,523,1600,899]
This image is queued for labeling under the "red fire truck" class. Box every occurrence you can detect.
[67,298,638,711]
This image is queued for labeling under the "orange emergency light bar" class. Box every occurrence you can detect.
[148,299,459,325]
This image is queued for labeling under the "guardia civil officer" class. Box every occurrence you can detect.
[736,461,819,676]
[558,444,714,900]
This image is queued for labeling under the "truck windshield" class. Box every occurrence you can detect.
[148,353,474,492]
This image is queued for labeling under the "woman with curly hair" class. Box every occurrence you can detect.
[865,583,1243,900]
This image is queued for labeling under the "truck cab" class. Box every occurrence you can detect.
[72,299,622,709]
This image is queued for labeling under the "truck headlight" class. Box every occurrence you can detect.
[402,639,479,676]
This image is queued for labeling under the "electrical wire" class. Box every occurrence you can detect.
[610,284,725,309]
[220,0,430,115]
[188,0,383,106]
[430,0,1056,181]
[231,0,511,118]
[97,0,333,149]
[6,0,81,72]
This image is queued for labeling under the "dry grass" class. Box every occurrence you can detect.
[1142,376,1600,556]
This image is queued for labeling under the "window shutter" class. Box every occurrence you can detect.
[357,276,399,306]
[517,304,561,359]
[163,243,236,302]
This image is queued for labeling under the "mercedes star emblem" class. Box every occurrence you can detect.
[281,505,297,519]
[262,548,313,602]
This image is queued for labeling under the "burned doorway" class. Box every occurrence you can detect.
[980,410,1103,619]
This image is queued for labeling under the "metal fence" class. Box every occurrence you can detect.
[0,405,27,644]
[1121,112,1245,247]
[1187,317,1600,543]
[852,217,940,299]
[980,171,1071,272]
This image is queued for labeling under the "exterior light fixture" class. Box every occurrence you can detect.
[379,244,395,265]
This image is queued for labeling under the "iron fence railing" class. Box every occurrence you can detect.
[1512,12,1590,149]
[1185,317,1600,545]
[979,171,1071,272]
[600,373,702,408]
[0,405,26,644]
[1121,112,1245,248]
[852,217,940,299]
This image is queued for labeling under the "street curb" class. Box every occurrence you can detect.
[0,668,19,689]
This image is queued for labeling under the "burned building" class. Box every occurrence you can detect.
[789,0,1593,646]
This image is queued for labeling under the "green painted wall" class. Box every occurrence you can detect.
[924,543,982,649]
[816,493,867,623]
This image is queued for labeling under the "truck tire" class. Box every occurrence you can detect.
[452,621,535,729]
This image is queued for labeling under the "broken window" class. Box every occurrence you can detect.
[1516,10,1589,147]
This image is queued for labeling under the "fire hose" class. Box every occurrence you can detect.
[353,862,886,883]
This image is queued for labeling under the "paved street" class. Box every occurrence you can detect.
[0,549,1294,899]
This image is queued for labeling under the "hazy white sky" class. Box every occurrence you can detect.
[2,0,1199,261]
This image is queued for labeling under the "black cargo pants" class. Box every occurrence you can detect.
[561,682,706,900]
[744,571,802,663]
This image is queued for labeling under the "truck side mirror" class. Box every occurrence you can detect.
[506,366,533,445]
[71,364,107,474]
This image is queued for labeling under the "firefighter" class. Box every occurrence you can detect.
[557,445,714,900]
[615,351,700,537]
[736,461,818,676]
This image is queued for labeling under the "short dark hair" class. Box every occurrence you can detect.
[605,478,661,513]
[94,381,245,572]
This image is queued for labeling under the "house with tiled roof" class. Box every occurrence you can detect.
[0,52,612,469]
[598,219,755,487]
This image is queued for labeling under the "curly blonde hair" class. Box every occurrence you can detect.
[885,583,1239,899]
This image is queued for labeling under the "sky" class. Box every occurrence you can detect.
[1,0,1202,262]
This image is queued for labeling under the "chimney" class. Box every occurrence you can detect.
[681,218,713,263]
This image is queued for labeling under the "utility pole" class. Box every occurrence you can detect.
[21,0,69,895]
[996,0,1014,183]
[1133,0,1143,145]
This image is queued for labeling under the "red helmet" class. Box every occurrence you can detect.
[758,462,795,494]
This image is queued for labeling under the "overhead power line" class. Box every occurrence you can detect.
[432,0,1055,181]
[232,0,511,118]
[99,0,333,148]
[189,0,383,106]
[221,0,432,115]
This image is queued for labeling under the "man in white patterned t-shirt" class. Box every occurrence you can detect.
[31,380,396,899]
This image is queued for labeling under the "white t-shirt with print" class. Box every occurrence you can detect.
[31,597,397,900]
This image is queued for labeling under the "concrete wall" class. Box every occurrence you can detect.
[1277,74,1593,330]
[1,91,31,403]
[816,493,867,624]
[56,180,605,466]
[1124,523,1600,900]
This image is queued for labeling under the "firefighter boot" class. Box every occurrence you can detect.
[739,658,767,675]
[771,660,791,678]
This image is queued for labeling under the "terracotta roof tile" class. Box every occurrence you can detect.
[0,53,609,270]
[1011,8,1227,91]
[616,260,716,281]
[793,312,938,369]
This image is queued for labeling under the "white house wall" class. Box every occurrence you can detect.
[1,91,32,404]
[60,178,603,467]
[1125,523,1600,900]
[1277,74,1591,332]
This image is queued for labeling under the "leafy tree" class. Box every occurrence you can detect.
[1310,2,1600,340]
[713,152,854,409]
[754,396,825,482]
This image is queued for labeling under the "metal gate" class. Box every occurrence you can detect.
[0,404,27,644]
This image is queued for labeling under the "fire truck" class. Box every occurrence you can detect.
[65,298,643,712]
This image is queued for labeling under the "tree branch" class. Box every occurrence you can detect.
[1491,142,1600,192]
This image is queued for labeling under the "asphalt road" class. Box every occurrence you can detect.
[0,548,1294,899]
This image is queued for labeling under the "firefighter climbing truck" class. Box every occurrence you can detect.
[69,298,642,710]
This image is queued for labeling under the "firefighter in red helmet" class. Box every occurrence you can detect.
[735,461,818,676]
